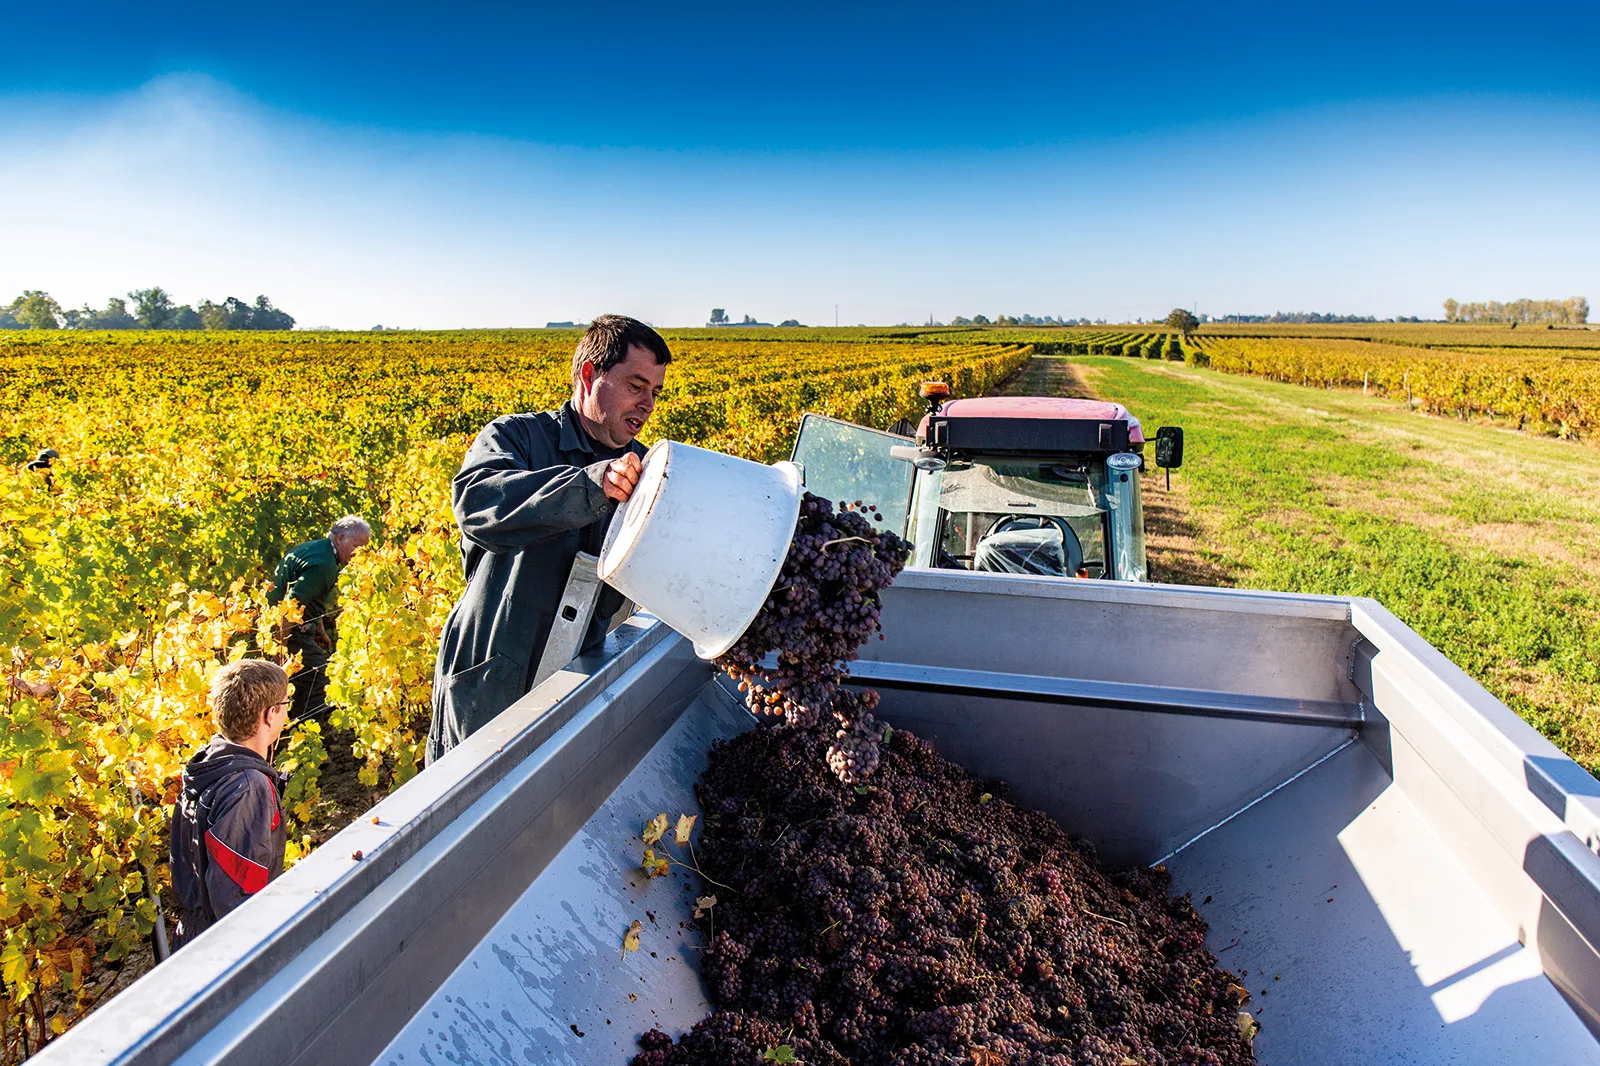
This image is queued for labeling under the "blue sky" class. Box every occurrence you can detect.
[2,2,1598,328]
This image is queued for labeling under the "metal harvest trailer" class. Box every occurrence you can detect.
[38,571,1600,1065]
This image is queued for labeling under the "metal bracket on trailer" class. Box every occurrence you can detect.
[533,551,605,688]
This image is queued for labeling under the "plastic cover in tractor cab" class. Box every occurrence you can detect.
[938,461,1102,518]
[973,526,1082,576]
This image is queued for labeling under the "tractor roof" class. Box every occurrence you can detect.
[917,395,1145,454]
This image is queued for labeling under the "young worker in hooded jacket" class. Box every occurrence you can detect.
[169,660,291,947]
[426,316,670,764]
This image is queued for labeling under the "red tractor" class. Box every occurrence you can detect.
[792,382,1183,581]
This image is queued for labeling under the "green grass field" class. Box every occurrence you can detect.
[1018,355,1600,771]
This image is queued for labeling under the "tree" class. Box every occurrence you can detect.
[1165,308,1200,337]
[972,314,991,326]
[7,291,63,329]
[198,295,295,330]
[70,297,139,329]
[249,295,295,330]
[709,308,728,325]
[198,299,232,330]
[1441,296,1588,325]
[129,287,176,329]
[170,305,202,329]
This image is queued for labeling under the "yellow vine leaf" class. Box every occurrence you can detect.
[642,812,669,845]
[640,849,669,879]
[674,813,696,847]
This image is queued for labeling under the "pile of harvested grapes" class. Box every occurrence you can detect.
[635,493,1257,1065]
[634,725,1258,1066]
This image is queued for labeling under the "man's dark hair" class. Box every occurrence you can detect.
[572,315,672,386]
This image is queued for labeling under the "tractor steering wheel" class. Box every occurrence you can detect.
[980,514,1084,576]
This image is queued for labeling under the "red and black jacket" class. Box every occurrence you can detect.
[169,736,288,940]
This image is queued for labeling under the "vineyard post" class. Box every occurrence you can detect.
[126,768,171,963]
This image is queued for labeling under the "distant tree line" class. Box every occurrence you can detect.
[949,314,1091,327]
[1443,297,1588,325]
[0,288,296,330]
[1213,311,1424,324]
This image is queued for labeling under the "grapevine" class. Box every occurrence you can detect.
[1191,336,1600,438]
[0,328,1027,1057]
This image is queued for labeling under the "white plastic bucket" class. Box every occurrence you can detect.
[598,440,803,659]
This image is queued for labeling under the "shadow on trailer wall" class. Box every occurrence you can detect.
[33,574,1600,1066]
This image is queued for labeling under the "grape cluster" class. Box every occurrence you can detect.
[632,723,1257,1066]
[632,1012,786,1066]
[717,493,910,780]
[826,693,887,783]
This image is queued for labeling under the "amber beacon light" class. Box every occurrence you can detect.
[919,380,951,413]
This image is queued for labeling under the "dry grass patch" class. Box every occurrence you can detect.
[1312,472,1600,573]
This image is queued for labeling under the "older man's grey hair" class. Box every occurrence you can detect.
[329,515,371,540]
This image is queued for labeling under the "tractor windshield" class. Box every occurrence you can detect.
[791,413,915,533]
[928,459,1110,578]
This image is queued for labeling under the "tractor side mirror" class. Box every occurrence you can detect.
[890,444,946,473]
[1155,426,1184,469]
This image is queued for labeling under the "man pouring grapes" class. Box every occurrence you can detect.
[426,316,671,763]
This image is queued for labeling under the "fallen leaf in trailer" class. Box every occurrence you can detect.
[643,812,669,845]
[674,813,697,846]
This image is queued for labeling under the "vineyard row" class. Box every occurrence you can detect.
[0,333,1029,1058]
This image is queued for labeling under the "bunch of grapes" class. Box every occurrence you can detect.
[826,691,888,783]
[717,492,910,780]
[633,721,1258,1066]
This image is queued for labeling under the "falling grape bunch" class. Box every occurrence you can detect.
[715,492,911,783]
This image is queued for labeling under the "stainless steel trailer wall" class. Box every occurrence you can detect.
[35,574,1600,1066]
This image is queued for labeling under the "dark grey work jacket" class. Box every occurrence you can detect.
[170,736,288,942]
[426,402,643,764]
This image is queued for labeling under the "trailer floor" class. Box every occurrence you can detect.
[370,686,1596,1066]
[1167,740,1597,1065]
[371,683,749,1066]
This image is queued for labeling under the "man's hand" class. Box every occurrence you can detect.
[602,453,643,503]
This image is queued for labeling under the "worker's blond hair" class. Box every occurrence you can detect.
[210,660,289,742]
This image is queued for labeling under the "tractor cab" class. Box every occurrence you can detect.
[792,383,1183,582]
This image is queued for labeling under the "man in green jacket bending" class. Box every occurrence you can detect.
[268,515,371,720]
